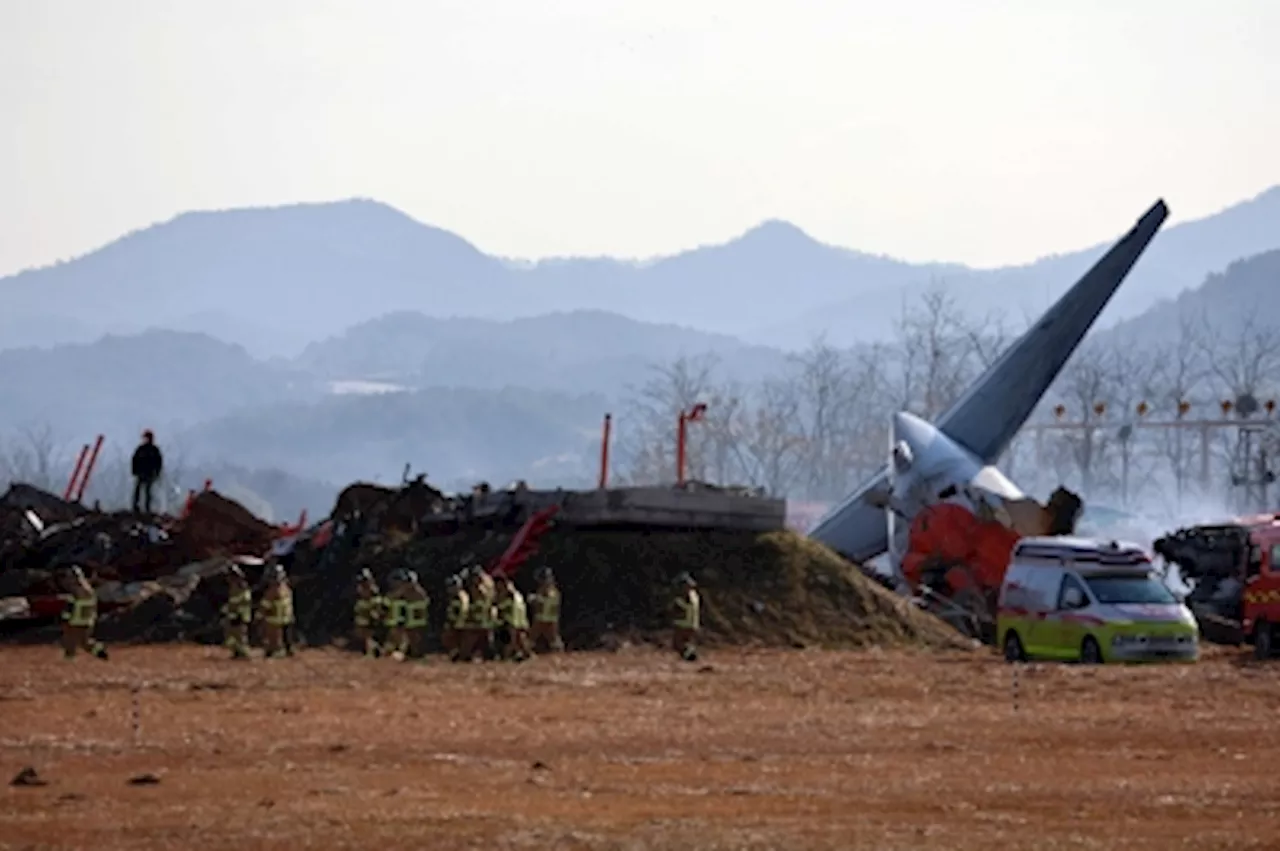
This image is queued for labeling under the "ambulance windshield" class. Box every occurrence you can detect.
[1085,574,1176,605]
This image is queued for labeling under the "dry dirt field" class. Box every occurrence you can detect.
[3,644,1280,850]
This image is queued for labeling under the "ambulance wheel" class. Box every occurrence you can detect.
[1080,636,1103,665]
[1003,631,1026,663]
[1254,621,1273,660]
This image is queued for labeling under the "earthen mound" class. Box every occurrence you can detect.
[288,526,968,652]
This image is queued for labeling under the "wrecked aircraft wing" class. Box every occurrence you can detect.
[809,200,1170,563]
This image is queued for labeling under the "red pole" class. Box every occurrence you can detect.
[676,411,687,486]
[74,435,104,503]
[63,444,89,501]
[598,413,612,489]
[203,479,212,492]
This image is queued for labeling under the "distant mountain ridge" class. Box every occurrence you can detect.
[297,309,787,391]
[1093,247,1280,350]
[753,188,1280,347]
[3,244,1278,512]
[0,329,318,438]
[2,188,1279,357]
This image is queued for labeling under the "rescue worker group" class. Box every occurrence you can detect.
[57,561,704,663]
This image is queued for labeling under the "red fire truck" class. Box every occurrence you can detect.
[1153,514,1280,658]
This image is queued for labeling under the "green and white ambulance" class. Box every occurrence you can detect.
[996,536,1199,664]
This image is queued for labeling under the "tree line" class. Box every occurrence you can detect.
[614,288,1280,517]
[4,286,1278,521]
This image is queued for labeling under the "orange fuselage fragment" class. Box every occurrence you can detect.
[900,503,1021,596]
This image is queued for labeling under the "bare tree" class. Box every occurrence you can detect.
[615,287,1119,506]
[1201,309,1280,400]
[718,377,807,495]
[889,284,1017,421]
[1051,342,1118,496]
[0,424,67,494]
[1106,344,1163,507]
[891,287,974,418]
[787,339,884,500]
[1146,316,1210,510]
[615,354,721,485]
[1199,309,1280,507]
[695,377,751,486]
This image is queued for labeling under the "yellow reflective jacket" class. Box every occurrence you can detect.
[531,587,560,623]
[673,589,700,630]
[260,584,294,626]
[222,588,252,624]
[62,590,97,628]
[404,595,429,629]
[353,595,384,628]
[446,589,470,629]
[497,590,529,629]
[466,586,495,629]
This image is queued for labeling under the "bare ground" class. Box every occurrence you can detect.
[2,644,1279,850]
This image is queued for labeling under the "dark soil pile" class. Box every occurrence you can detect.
[286,525,968,652]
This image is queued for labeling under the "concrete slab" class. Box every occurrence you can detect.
[469,485,785,532]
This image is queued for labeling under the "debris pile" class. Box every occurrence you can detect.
[0,477,968,652]
[0,484,280,640]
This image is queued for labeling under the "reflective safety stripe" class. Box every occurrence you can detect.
[223,590,252,622]
[467,593,495,628]
[447,593,470,628]
[674,591,700,630]
[68,596,97,627]
[354,596,384,627]
[384,598,407,627]
[405,600,428,628]
[264,589,294,626]
[510,593,529,629]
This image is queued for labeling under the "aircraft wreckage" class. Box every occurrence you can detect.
[809,200,1170,638]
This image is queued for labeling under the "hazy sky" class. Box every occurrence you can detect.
[3,0,1277,276]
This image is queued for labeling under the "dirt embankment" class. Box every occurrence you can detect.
[287,526,968,652]
[3,481,965,654]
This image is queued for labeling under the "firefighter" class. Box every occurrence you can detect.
[528,567,564,653]
[495,578,531,661]
[383,569,408,661]
[352,568,384,658]
[59,566,108,661]
[457,567,494,662]
[221,565,253,660]
[477,567,498,658]
[383,569,429,661]
[258,564,295,659]
[442,574,469,661]
[671,571,700,662]
[401,569,430,659]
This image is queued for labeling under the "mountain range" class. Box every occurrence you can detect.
[3,187,1280,519]
[296,309,788,392]
[4,187,1279,358]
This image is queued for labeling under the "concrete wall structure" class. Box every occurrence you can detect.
[469,484,785,533]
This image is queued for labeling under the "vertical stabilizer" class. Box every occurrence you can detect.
[938,200,1168,460]
[809,200,1169,562]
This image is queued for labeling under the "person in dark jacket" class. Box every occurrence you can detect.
[131,430,163,515]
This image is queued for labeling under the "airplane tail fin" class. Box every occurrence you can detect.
[938,200,1169,462]
[808,200,1169,562]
